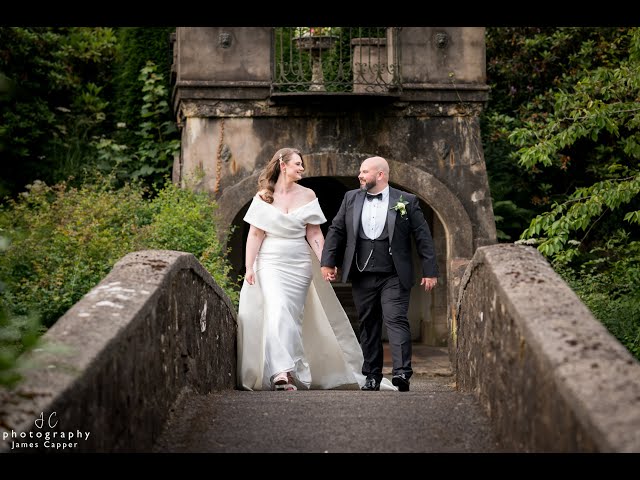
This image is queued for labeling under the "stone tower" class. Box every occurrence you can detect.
[171,27,497,349]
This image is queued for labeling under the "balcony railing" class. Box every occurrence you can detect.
[272,27,401,95]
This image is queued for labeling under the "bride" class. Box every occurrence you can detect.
[237,147,395,391]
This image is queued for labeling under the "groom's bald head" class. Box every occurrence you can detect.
[365,156,389,177]
[359,156,389,193]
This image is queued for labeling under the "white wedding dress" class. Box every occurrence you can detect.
[237,195,396,391]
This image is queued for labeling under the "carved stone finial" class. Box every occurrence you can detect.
[435,32,449,49]
[219,32,232,49]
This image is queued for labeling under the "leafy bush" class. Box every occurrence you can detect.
[92,60,179,189]
[484,27,640,360]
[140,179,240,306]
[0,235,42,388]
[555,234,640,359]
[0,176,239,332]
[0,27,177,199]
[111,27,175,144]
[0,27,118,198]
[0,178,150,327]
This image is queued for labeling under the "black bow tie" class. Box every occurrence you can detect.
[366,193,383,201]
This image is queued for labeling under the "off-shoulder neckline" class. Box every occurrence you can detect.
[255,195,318,215]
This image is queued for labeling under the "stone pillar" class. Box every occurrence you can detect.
[351,37,390,93]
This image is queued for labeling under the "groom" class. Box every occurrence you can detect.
[320,156,438,392]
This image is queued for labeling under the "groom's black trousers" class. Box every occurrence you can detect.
[351,271,412,381]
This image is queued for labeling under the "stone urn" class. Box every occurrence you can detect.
[293,35,338,91]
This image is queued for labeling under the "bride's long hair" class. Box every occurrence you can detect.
[257,147,303,204]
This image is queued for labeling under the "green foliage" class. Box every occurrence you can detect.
[516,28,640,261]
[0,27,176,198]
[0,27,237,385]
[481,111,536,240]
[484,27,640,360]
[0,176,238,331]
[520,176,640,260]
[0,178,150,327]
[0,310,43,388]
[141,178,240,306]
[555,234,640,358]
[134,61,180,184]
[0,235,43,388]
[112,27,175,143]
[0,27,118,197]
[483,27,635,242]
[492,200,535,241]
[92,60,180,189]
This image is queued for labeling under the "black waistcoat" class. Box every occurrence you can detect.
[355,217,394,273]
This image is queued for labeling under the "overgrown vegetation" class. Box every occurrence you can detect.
[0,27,119,198]
[0,27,178,199]
[111,27,175,145]
[0,26,241,387]
[484,27,640,358]
[92,60,180,188]
[0,176,239,386]
[0,235,42,388]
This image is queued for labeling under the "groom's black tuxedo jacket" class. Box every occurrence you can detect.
[321,186,438,290]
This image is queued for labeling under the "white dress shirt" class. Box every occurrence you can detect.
[361,186,390,239]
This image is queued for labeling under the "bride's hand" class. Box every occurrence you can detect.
[245,268,256,285]
[321,266,337,282]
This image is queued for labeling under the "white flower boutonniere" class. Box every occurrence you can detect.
[390,195,409,218]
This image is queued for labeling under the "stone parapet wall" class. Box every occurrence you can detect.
[455,243,640,452]
[0,250,237,453]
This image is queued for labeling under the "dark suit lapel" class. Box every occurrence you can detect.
[387,187,399,243]
[352,190,366,237]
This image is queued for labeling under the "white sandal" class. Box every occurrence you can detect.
[272,372,297,391]
[284,372,298,391]
[272,372,288,390]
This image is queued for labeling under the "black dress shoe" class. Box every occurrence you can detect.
[392,373,410,391]
[361,375,380,391]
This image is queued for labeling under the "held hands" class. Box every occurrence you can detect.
[321,266,337,282]
[421,277,438,292]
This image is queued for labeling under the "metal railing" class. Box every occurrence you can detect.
[272,27,401,95]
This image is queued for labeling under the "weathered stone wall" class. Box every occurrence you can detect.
[174,27,271,88]
[0,250,236,453]
[175,101,496,252]
[456,243,640,452]
[398,27,486,88]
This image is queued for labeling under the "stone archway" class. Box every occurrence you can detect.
[217,151,475,347]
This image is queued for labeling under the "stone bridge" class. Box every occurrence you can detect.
[1,245,639,453]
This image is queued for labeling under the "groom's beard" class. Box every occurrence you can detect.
[360,179,377,192]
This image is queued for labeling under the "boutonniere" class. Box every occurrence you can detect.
[390,195,409,218]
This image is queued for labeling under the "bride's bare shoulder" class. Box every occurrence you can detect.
[297,185,317,201]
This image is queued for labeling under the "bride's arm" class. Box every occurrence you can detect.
[306,223,324,262]
[245,224,265,285]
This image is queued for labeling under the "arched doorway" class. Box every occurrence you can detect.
[220,154,473,346]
